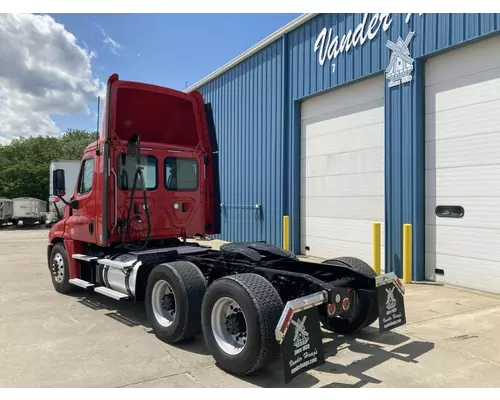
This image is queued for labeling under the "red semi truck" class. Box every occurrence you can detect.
[47,73,407,383]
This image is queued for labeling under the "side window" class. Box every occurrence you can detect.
[78,158,94,194]
[165,157,198,191]
[117,154,158,190]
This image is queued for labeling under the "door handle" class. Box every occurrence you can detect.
[89,220,94,235]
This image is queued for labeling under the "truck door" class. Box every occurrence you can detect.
[68,155,97,244]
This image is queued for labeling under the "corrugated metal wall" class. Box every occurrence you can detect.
[197,13,500,278]
[285,13,500,278]
[198,40,284,246]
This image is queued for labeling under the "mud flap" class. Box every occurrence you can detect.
[275,291,327,384]
[375,272,407,334]
[280,306,325,384]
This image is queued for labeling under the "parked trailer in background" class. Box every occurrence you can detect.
[48,160,81,225]
[12,197,47,226]
[0,198,13,225]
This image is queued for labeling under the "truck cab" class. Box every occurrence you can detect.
[49,73,221,258]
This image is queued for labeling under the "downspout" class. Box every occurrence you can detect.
[281,33,290,249]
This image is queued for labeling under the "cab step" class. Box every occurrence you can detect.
[94,286,129,301]
[69,278,95,289]
[72,254,99,262]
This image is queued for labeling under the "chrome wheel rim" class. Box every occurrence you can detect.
[211,297,247,355]
[52,253,64,283]
[152,280,176,327]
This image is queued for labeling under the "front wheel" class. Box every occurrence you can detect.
[201,273,284,376]
[49,243,74,293]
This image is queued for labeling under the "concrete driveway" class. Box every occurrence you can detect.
[1,226,500,388]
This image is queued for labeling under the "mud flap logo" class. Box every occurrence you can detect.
[386,287,397,311]
[292,316,309,349]
[281,308,325,384]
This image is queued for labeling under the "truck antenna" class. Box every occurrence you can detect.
[96,96,100,135]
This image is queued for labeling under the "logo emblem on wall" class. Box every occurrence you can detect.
[385,31,415,87]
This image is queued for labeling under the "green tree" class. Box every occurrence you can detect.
[0,129,98,203]
[59,129,99,160]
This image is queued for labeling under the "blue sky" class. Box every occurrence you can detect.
[48,13,301,134]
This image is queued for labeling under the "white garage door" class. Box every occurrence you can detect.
[300,75,385,269]
[425,34,500,294]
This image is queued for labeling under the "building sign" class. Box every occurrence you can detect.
[385,31,415,87]
[314,13,422,74]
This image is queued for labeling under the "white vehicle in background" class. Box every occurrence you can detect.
[48,160,80,225]
[12,197,47,226]
[0,198,13,225]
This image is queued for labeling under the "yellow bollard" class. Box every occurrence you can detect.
[403,224,412,284]
[372,222,381,275]
[283,216,290,251]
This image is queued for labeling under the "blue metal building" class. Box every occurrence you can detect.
[187,13,500,293]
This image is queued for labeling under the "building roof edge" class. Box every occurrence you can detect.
[184,13,318,93]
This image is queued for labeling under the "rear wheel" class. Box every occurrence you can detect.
[145,261,207,343]
[49,243,74,294]
[321,257,378,334]
[201,273,283,376]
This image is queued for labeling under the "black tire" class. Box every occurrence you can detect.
[145,261,207,344]
[321,257,378,334]
[201,273,284,376]
[49,242,74,294]
[332,256,379,279]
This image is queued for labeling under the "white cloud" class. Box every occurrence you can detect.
[97,24,121,55]
[0,13,103,144]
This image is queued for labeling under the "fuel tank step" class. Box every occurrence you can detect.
[73,254,99,262]
[69,278,95,289]
[94,286,129,301]
[97,258,137,269]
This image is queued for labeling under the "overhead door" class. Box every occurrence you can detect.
[300,75,385,268]
[425,34,500,294]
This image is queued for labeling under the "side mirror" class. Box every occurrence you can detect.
[53,169,66,197]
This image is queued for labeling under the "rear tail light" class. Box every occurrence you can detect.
[342,297,350,311]
[327,303,336,316]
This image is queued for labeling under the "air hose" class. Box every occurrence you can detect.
[122,133,151,251]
